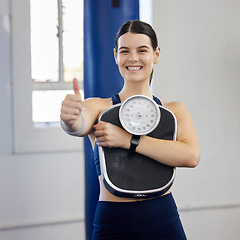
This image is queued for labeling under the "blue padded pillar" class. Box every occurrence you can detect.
[83,0,139,239]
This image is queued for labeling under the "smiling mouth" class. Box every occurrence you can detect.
[126,66,143,71]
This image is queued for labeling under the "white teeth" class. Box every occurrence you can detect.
[127,66,142,71]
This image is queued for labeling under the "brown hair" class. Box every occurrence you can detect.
[115,20,159,85]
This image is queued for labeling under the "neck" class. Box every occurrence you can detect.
[119,82,152,102]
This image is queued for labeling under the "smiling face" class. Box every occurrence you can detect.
[114,32,160,84]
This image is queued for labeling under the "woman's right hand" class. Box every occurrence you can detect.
[60,78,83,128]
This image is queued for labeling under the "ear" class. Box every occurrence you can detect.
[113,48,118,64]
[154,46,160,64]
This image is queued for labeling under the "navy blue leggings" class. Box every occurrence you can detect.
[92,193,187,240]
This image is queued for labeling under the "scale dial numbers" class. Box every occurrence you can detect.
[119,95,161,135]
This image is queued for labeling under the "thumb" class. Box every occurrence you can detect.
[73,78,80,95]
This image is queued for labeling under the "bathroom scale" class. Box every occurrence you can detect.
[98,95,177,199]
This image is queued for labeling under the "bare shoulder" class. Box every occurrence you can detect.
[83,97,113,115]
[84,96,112,106]
[162,101,189,118]
[83,97,112,105]
[162,100,195,136]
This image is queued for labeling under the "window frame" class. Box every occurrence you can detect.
[11,0,83,153]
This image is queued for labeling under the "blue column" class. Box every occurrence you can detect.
[83,1,139,239]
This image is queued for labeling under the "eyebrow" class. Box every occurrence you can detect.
[118,45,150,50]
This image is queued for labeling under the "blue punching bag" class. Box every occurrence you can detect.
[83,0,139,239]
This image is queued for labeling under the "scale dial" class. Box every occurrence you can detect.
[119,95,161,135]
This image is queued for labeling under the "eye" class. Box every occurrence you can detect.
[120,50,129,54]
[139,49,148,53]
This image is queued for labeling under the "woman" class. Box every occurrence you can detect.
[61,20,200,240]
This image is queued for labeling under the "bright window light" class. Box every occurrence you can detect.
[30,0,83,124]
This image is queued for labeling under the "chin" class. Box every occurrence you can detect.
[126,76,149,83]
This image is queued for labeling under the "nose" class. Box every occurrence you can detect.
[128,52,138,62]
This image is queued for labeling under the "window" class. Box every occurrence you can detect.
[31,0,84,124]
[12,0,84,153]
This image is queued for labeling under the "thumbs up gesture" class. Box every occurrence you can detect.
[60,78,83,128]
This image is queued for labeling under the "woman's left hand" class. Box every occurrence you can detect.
[94,121,131,149]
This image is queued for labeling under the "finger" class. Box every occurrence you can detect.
[60,112,78,123]
[93,122,105,130]
[62,100,82,111]
[96,138,108,147]
[94,129,105,138]
[95,136,106,143]
[73,78,80,96]
[96,139,111,148]
[61,105,80,116]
